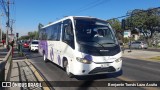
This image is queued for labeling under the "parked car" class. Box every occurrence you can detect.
[130,41,148,49]
[23,41,30,48]
[29,40,39,51]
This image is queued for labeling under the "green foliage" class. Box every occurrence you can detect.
[126,8,160,35]
[123,37,133,43]
[19,35,29,40]
[107,19,121,31]
[123,37,129,43]
[107,19,122,40]
[28,31,39,40]
[20,31,38,40]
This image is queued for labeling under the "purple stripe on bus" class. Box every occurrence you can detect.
[50,47,54,61]
[58,55,61,65]
[39,40,48,58]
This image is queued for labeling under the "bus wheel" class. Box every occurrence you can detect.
[43,53,48,63]
[64,60,73,78]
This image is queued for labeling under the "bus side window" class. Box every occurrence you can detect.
[62,20,75,49]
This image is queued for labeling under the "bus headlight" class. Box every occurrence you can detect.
[115,58,122,62]
[76,57,92,64]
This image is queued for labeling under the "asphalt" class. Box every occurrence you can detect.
[23,48,160,90]
[1,43,160,90]
[0,44,50,90]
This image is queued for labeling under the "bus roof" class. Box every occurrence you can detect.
[41,16,105,29]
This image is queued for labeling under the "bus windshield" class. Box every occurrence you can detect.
[75,18,117,46]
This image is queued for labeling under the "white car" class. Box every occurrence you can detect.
[130,41,148,49]
[29,40,39,51]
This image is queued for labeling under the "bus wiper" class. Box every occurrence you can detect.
[78,40,106,49]
[102,42,116,45]
[89,40,106,49]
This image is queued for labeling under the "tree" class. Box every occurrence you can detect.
[126,8,160,36]
[126,8,160,46]
[28,31,38,40]
[19,35,29,40]
[107,19,121,31]
[107,19,122,40]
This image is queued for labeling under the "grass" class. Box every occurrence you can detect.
[149,56,160,61]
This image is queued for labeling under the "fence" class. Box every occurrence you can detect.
[0,45,13,89]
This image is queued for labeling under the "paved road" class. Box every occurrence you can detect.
[23,48,160,90]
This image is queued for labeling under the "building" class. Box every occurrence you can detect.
[124,30,140,40]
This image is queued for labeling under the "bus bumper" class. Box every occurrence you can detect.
[71,58,122,75]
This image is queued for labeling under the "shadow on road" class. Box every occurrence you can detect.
[74,70,123,80]
[12,53,26,60]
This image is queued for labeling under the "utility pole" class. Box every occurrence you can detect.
[0,15,1,42]
[0,28,2,42]
[0,14,3,42]
[10,19,15,34]
[6,0,10,47]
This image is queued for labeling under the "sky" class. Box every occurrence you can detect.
[1,0,160,36]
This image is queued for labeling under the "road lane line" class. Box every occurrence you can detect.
[117,76,160,90]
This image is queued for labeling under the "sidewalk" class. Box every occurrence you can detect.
[122,49,160,62]
[0,44,8,63]
[10,48,49,90]
[0,45,50,90]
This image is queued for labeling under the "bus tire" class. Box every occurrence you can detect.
[43,52,48,63]
[63,60,73,78]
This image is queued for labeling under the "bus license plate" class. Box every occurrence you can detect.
[101,63,109,68]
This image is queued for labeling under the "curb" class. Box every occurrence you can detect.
[22,52,53,90]
[122,56,160,63]
[25,60,51,90]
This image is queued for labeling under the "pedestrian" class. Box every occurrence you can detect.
[2,39,5,47]
[11,39,14,47]
[11,39,14,56]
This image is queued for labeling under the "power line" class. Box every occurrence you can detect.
[64,0,99,16]
[74,0,110,15]
[108,7,160,20]
[63,0,110,16]
[0,0,8,17]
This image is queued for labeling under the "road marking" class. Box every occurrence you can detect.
[117,76,160,90]
[25,59,50,90]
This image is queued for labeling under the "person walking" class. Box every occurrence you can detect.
[2,39,5,47]
[10,39,14,56]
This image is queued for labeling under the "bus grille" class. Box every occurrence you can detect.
[89,66,116,74]
[79,45,121,56]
